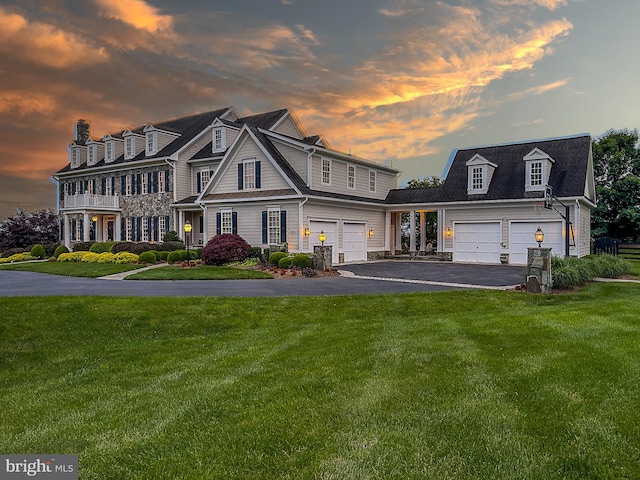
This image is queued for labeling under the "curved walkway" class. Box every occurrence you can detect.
[0,261,527,297]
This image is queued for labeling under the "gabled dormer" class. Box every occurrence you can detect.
[86,139,104,166]
[466,154,497,195]
[210,119,229,154]
[102,134,123,163]
[523,147,555,192]
[143,123,180,157]
[122,130,145,160]
[68,141,86,169]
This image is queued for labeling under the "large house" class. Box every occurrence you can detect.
[52,107,596,265]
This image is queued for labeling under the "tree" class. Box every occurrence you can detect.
[592,130,640,241]
[406,176,443,189]
[400,176,443,249]
[0,209,59,251]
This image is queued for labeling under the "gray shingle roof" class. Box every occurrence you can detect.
[386,134,592,204]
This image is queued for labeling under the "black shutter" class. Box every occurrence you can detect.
[256,161,261,189]
[153,171,158,193]
[216,212,221,235]
[153,217,159,241]
[165,170,171,192]
[111,177,115,195]
[136,217,142,241]
[79,219,84,241]
[147,217,152,240]
[197,172,201,193]
[238,163,243,190]
[71,219,76,241]
[280,211,286,242]
[136,174,141,195]
[121,218,125,240]
[121,176,125,195]
[262,211,267,244]
[199,215,204,234]
[232,212,238,235]
[101,178,106,194]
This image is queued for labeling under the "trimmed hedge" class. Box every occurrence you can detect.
[53,245,70,258]
[89,242,116,253]
[268,251,288,266]
[72,241,95,252]
[278,257,292,269]
[167,251,182,264]
[159,241,185,252]
[138,251,157,264]
[29,244,46,259]
[1,248,26,258]
[291,254,312,268]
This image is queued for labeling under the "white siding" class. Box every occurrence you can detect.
[272,115,303,139]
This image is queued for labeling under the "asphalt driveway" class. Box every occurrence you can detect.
[0,261,526,297]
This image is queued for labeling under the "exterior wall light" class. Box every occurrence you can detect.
[445,227,453,238]
[535,226,544,247]
[368,228,374,238]
[318,230,327,245]
[304,226,311,237]
[92,215,98,222]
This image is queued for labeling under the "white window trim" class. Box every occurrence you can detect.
[88,145,95,165]
[213,128,226,153]
[221,209,233,234]
[347,164,356,190]
[200,168,211,192]
[243,159,256,190]
[267,207,281,245]
[369,170,376,193]
[106,141,114,162]
[105,178,113,196]
[141,173,148,194]
[321,158,331,186]
[126,217,133,241]
[159,216,167,240]
[158,171,166,193]
[125,175,132,196]
[146,132,157,156]
[141,217,149,242]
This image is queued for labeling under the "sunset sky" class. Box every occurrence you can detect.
[1,0,639,220]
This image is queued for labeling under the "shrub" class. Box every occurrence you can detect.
[167,251,182,264]
[53,244,70,258]
[291,253,312,268]
[95,252,116,263]
[160,241,185,252]
[1,247,26,258]
[111,242,135,254]
[278,257,292,269]
[57,252,85,262]
[138,251,157,264]
[550,255,633,289]
[29,244,46,259]
[157,251,169,261]
[111,242,155,254]
[90,242,115,253]
[268,251,288,266]
[43,243,60,257]
[201,234,252,266]
[163,230,181,242]
[249,247,263,259]
[72,241,95,252]
[0,253,38,263]
[113,252,139,264]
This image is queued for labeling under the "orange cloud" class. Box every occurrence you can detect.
[93,0,173,33]
[0,7,108,69]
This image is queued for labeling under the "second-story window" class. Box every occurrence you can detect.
[244,160,256,189]
[106,142,114,162]
[213,128,226,152]
[141,173,148,194]
[530,161,543,187]
[322,158,331,185]
[125,175,132,196]
[146,132,157,155]
[347,164,356,189]
[200,169,210,193]
[87,179,94,194]
[471,166,483,191]
[105,178,113,196]
[158,171,166,193]
[125,137,134,158]
[88,145,95,165]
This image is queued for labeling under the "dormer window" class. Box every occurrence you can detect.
[70,148,79,168]
[88,145,95,165]
[524,148,554,192]
[466,154,497,195]
[213,128,226,153]
[146,132,157,156]
[125,137,135,159]
[106,141,114,162]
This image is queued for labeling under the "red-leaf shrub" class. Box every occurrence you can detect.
[201,234,251,266]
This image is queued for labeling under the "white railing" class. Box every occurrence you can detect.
[64,194,119,209]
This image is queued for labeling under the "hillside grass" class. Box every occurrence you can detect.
[2,284,640,479]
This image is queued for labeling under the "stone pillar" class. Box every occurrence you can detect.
[313,245,333,271]
[527,248,552,294]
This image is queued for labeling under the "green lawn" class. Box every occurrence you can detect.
[125,265,274,280]
[2,284,640,479]
[0,261,143,277]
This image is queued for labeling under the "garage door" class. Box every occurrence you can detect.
[510,221,564,265]
[453,222,501,263]
[343,222,366,262]
[309,221,338,263]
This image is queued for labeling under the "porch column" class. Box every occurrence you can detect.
[64,214,71,249]
[409,209,416,254]
[115,213,121,241]
[419,211,426,254]
[395,212,402,254]
[83,213,90,241]
[384,211,391,252]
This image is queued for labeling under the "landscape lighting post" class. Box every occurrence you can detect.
[184,221,192,266]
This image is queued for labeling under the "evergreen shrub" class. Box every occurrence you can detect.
[268,251,288,266]
[167,251,182,264]
[53,245,70,258]
[291,254,312,268]
[278,257,292,269]
[138,251,157,264]
[30,244,46,259]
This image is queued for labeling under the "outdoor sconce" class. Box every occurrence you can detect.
[304,226,311,237]
[535,226,544,247]
[318,230,327,245]
[92,215,98,222]
[368,228,374,238]
[445,227,453,238]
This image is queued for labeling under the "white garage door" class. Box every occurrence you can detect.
[510,221,564,265]
[309,221,338,263]
[343,223,366,262]
[453,222,501,263]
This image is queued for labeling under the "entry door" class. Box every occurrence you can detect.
[453,222,501,263]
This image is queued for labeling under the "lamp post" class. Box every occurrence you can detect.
[535,226,544,247]
[318,230,326,245]
[92,215,98,241]
[184,221,192,266]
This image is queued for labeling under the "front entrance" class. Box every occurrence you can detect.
[107,219,115,241]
